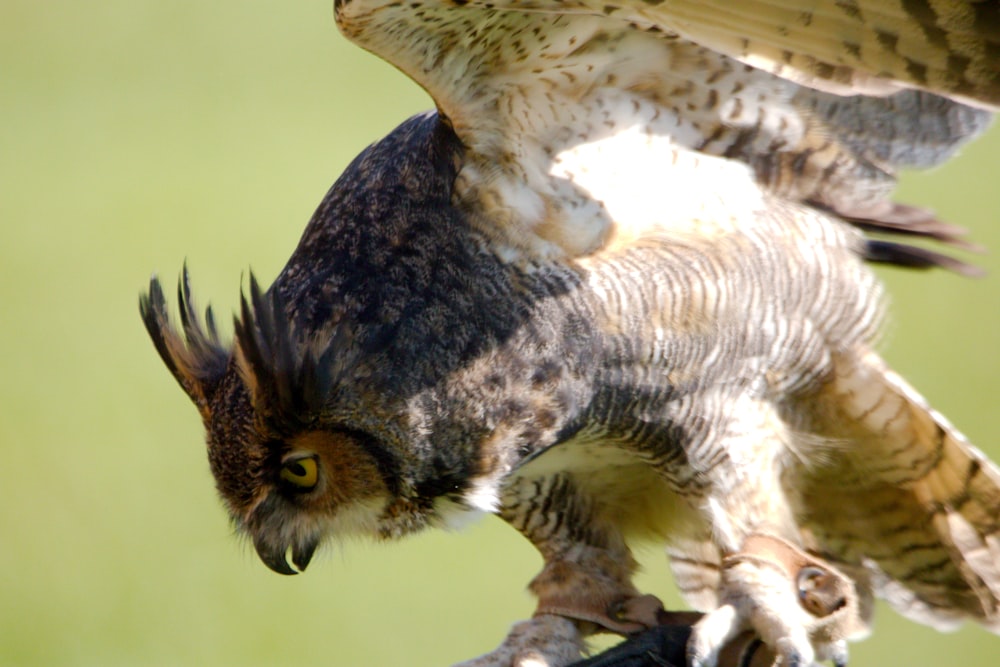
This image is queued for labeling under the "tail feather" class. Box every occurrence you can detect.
[799,349,1000,632]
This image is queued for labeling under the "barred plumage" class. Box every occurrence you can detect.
[142,2,1000,666]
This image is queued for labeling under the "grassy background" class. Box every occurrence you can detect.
[2,1,998,665]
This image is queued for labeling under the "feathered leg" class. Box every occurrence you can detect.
[455,473,664,667]
[664,392,865,666]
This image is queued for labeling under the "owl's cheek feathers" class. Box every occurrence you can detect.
[236,429,397,575]
[291,430,393,507]
[243,489,392,575]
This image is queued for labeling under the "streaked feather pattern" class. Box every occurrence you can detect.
[141,2,1000,665]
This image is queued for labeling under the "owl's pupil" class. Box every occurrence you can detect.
[288,462,307,477]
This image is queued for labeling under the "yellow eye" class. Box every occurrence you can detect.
[280,455,319,491]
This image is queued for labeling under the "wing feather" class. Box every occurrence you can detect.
[336,0,993,262]
[649,0,1000,107]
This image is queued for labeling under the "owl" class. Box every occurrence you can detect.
[140,2,1000,666]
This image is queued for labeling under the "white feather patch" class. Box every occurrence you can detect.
[548,92,766,250]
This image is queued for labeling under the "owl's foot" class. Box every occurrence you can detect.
[453,549,665,666]
[451,614,585,667]
[529,547,664,635]
[688,534,862,667]
[530,548,663,635]
[536,592,665,635]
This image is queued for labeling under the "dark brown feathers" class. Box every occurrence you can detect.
[139,266,229,418]
[232,273,345,436]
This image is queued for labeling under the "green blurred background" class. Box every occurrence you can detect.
[2,1,999,665]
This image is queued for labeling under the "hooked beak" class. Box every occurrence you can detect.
[252,533,318,575]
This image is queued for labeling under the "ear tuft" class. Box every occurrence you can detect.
[139,264,230,417]
[232,272,342,434]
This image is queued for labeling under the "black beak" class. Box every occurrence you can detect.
[253,534,318,575]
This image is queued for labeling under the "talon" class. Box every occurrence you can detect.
[775,636,812,667]
[829,639,849,667]
[535,592,664,636]
[608,593,665,632]
[689,604,741,667]
[608,599,630,622]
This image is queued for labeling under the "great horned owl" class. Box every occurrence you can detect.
[141,2,1000,666]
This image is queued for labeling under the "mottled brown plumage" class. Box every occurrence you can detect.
[141,2,1000,666]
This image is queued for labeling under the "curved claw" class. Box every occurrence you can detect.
[688,604,742,667]
[826,639,850,667]
[608,594,667,634]
[774,635,814,667]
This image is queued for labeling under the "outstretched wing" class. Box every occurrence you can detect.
[336,0,994,264]
[627,0,1000,105]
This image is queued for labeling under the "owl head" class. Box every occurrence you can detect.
[139,268,423,575]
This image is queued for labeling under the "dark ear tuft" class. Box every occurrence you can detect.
[232,273,339,434]
[139,264,230,418]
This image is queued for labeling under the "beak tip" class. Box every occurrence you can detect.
[262,552,300,576]
[253,534,318,575]
[292,541,317,572]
